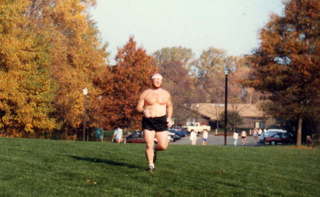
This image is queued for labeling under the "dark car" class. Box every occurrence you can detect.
[264,132,290,145]
[125,131,145,143]
[168,131,181,142]
[169,129,189,137]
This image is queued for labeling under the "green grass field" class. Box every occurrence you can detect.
[0,138,319,197]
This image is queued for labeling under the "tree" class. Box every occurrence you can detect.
[159,61,200,125]
[219,111,243,132]
[244,0,320,145]
[194,48,247,103]
[153,47,200,124]
[0,0,57,136]
[98,37,157,129]
[28,0,109,135]
[0,0,109,138]
[153,47,193,66]
[196,48,227,74]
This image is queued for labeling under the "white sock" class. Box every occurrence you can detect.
[149,163,155,168]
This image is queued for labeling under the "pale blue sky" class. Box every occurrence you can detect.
[90,0,284,59]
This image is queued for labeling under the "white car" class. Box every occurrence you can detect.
[168,131,180,142]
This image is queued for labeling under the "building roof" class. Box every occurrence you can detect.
[190,103,266,120]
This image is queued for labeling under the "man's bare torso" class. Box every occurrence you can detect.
[141,88,170,118]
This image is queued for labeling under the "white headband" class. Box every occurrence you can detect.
[151,73,163,79]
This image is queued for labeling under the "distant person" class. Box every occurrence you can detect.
[263,128,267,135]
[112,127,123,143]
[241,130,247,145]
[253,128,259,144]
[190,130,197,145]
[233,131,239,146]
[95,128,104,142]
[306,135,313,147]
[202,130,209,145]
[136,73,173,172]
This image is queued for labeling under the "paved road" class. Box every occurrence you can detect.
[172,134,259,146]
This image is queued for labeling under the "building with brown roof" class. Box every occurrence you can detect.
[190,103,275,129]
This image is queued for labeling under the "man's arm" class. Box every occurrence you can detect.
[136,90,147,112]
[166,93,173,127]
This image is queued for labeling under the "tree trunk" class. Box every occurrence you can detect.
[296,117,303,146]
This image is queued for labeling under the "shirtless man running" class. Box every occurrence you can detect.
[136,73,173,171]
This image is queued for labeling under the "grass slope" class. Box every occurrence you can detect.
[0,138,319,197]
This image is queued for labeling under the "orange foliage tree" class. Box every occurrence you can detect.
[244,0,320,145]
[97,37,157,130]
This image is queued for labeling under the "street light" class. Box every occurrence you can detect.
[224,66,229,145]
[82,87,88,141]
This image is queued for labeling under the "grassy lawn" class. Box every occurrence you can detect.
[0,138,319,197]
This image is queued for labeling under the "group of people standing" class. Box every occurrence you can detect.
[232,130,247,146]
[232,128,263,146]
[189,129,209,145]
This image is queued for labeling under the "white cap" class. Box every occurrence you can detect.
[151,73,163,79]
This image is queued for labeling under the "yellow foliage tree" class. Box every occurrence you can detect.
[0,0,109,138]
[0,0,57,137]
[27,0,109,137]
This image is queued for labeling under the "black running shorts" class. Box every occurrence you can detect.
[142,115,168,132]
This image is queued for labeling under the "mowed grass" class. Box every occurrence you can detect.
[0,138,319,197]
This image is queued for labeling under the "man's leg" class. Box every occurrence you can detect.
[144,129,156,169]
[152,131,169,166]
[155,131,169,151]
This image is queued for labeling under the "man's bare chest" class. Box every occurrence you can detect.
[145,91,168,105]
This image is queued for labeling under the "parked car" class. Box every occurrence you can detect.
[168,129,189,137]
[168,131,181,142]
[125,131,145,143]
[263,132,291,145]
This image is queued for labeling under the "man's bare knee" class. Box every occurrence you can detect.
[156,144,168,151]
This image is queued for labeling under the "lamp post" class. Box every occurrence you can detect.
[224,66,229,145]
[82,87,88,141]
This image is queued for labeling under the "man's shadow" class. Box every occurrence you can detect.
[69,155,143,170]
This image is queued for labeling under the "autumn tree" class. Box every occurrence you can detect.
[244,0,320,145]
[153,47,193,66]
[153,47,204,124]
[0,0,57,136]
[27,0,109,136]
[159,61,201,125]
[233,57,262,104]
[0,0,109,139]
[98,37,157,129]
[194,48,248,103]
[153,46,252,124]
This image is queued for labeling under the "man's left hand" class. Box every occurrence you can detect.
[167,118,174,128]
